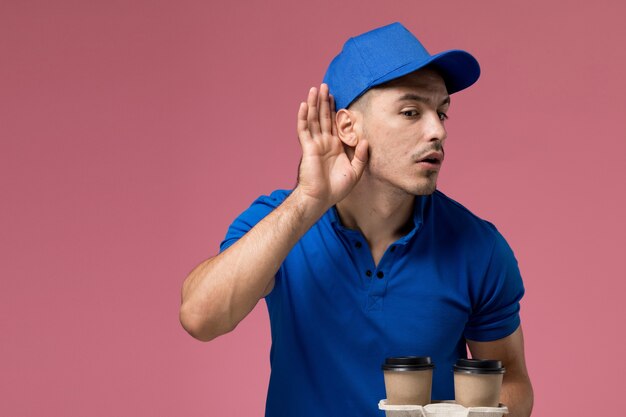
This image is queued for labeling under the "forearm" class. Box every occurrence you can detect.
[500,373,533,417]
[179,188,327,341]
[467,326,533,417]
[180,83,369,342]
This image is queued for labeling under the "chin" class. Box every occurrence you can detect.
[406,178,438,196]
[414,185,437,196]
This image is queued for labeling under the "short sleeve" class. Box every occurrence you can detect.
[464,231,525,342]
[219,189,290,253]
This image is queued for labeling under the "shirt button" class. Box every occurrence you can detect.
[366,270,372,277]
[377,271,384,279]
[355,241,362,248]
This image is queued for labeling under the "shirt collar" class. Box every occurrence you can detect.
[328,195,428,244]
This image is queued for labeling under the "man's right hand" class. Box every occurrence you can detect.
[295,84,369,210]
[180,84,369,342]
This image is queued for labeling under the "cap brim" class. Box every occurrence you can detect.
[369,49,481,95]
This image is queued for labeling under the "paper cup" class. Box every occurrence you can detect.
[382,356,434,405]
[453,359,505,407]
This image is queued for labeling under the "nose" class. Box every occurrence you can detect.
[424,111,447,143]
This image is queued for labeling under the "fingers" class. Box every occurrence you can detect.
[307,86,320,135]
[297,84,335,146]
[297,102,311,144]
[351,139,369,178]
[330,94,338,137]
[318,84,331,134]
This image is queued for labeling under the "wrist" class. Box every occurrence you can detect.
[288,187,331,223]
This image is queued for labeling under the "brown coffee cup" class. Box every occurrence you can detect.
[382,356,434,405]
[453,358,505,408]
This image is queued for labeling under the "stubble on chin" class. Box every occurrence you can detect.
[411,172,439,196]
[412,184,437,196]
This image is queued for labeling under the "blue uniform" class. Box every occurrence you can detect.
[220,189,524,417]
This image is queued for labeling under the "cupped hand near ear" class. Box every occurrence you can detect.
[295,83,369,210]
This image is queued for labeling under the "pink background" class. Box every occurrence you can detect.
[2,1,624,416]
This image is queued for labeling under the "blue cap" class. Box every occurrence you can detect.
[323,22,481,110]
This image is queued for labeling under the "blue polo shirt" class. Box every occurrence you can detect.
[220,189,524,417]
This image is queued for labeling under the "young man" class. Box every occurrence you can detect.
[180,22,533,417]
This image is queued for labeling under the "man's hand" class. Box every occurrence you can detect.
[295,83,369,210]
[180,84,369,342]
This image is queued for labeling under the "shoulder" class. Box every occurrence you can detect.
[431,190,521,279]
[429,190,508,253]
[258,189,292,205]
[431,190,499,233]
[242,188,292,214]
[219,189,292,252]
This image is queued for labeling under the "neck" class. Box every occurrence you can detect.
[335,175,416,245]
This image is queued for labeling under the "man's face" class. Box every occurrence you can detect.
[354,67,450,196]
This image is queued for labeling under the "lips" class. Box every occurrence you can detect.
[416,151,444,165]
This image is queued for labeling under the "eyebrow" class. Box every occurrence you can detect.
[397,93,450,107]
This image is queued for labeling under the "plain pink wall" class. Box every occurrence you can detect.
[2,1,624,416]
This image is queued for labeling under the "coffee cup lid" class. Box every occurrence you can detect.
[382,356,434,371]
[453,358,505,374]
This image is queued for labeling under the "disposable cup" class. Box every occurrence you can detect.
[453,359,505,408]
[382,356,434,405]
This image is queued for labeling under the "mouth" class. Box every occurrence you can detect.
[416,151,444,166]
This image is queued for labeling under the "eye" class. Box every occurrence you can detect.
[438,112,449,121]
[402,110,419,117]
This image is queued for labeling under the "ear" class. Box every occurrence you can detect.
[336,109,359,147]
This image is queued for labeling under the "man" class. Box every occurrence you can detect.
[180,22,533,417]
